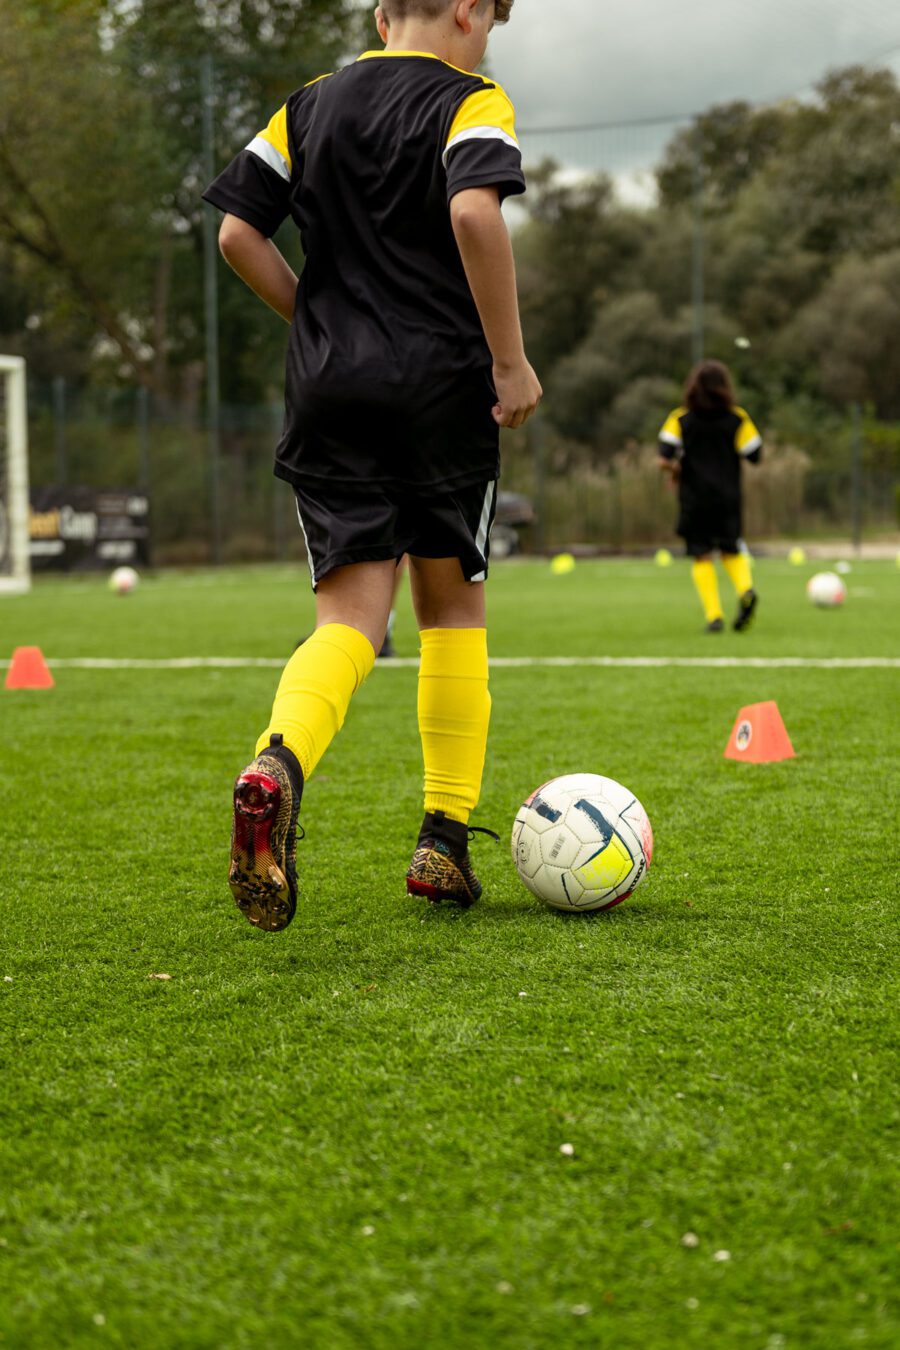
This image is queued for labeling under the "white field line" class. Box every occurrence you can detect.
[3,656,898,671]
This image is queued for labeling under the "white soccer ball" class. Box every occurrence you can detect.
[109,565,139,595]
[807,571,846,608]
[511,773,654,912]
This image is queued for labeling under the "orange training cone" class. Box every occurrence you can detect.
[724,700,795,763]
[5,646,54,690]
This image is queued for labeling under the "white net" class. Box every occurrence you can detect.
[0,357,30,594]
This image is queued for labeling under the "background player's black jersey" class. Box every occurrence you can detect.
[204,51,526,491]
[658,405,762,550]
[659,405,762,503]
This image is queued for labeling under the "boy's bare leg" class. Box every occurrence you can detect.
[406,556,494,906]
[315,559,397,651]
[408,556,485,629]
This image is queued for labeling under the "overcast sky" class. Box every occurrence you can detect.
[481,0,900,194]
[488,0,900,130]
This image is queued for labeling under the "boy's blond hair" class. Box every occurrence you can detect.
[379,0,514,23]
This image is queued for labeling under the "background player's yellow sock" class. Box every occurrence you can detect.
[722,552,754,597]
[418,628,491,826]
[692,560,724,623]
[256,623,375,779]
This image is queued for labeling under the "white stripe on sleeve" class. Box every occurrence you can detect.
[442,126,519,168]
[246,135,290,182]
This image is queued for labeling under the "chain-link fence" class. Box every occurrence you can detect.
[22,377,898,565]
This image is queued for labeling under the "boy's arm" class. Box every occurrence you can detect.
[450,187,541,430]
[219,214,299,324]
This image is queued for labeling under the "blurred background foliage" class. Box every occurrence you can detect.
[1,1,898,555]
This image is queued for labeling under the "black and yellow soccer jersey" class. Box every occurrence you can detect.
[203,51,526,492]
[658,405,762,549]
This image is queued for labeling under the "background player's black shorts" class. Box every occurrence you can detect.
[678,494,742,557]
[294,480,498,590]
[683,534,741,558]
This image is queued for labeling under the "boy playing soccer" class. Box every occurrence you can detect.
[203,0,541,931]
[658,360,762,633]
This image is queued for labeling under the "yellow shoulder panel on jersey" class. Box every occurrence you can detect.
[659,406,687,447]
[734,407,763,456]
[246,105,291,181]
[444,83,519,165]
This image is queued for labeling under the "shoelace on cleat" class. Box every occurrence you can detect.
[467,826,500,844]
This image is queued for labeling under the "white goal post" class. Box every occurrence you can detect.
[0,355,30,595]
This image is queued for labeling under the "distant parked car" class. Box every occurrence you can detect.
[491,490,535,558]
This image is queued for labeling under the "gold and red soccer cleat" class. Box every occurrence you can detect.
[406,810,498,908]
[229,737,302,932]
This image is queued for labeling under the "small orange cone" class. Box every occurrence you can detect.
[5,646,54,690]
[724,700,795,763]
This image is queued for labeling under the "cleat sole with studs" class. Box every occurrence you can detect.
[229,770,296,932]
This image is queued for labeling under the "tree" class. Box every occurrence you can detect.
[0,1,174,388]
[0,0,369,398]
[779,250,900,419]
[657,101,786,211]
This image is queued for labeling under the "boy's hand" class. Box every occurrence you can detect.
[492,359,542,429]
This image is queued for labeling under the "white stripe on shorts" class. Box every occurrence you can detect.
[469,481,497,583]
[294,495,316,585]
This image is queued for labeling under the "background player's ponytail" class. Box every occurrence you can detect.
[685,360,736,413]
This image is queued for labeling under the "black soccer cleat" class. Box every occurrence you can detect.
[706,618,725,633]
[228,735,303,932]
[406,810,499,908]
[733,588,759,632]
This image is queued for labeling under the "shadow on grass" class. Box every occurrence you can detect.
[411,895,681,928]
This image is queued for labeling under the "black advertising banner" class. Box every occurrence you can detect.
[29,488,150,571]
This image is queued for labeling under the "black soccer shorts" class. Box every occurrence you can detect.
[293,479,498,590]
[684,534,742,558]
[679,495,742,557]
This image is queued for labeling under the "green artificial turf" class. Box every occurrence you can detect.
[1,559,898,1348]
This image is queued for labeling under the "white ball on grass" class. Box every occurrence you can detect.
[109,565,139,595]
[807,572,846,607]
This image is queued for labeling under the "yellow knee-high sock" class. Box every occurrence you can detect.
[722,552,754,597]
[256,623,375,780]
[692,560,724,623]
[418,628,491,825]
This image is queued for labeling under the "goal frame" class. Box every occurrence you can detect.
[0,355,30,595]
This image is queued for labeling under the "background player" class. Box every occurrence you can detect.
[658,360,762,633]
[203,0,541,931]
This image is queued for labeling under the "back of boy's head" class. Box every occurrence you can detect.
[379,0,514,23]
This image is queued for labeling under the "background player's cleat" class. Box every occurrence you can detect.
[733,588,759,632]
[406,810,499,908]
[706,618,725,633]
[229,737,303,932]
